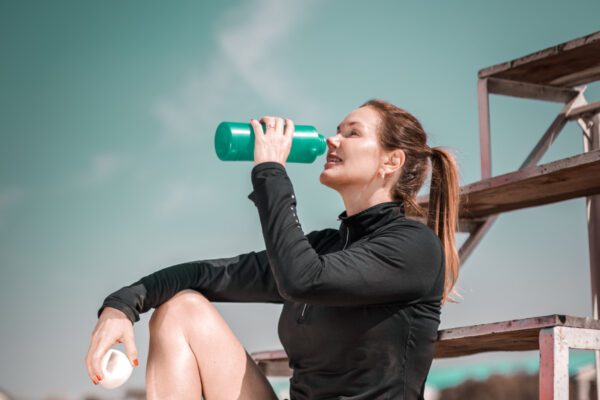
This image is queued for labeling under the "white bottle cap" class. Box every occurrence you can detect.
[99,348,134,389]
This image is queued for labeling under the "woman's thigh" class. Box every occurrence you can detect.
[150,289,279,400]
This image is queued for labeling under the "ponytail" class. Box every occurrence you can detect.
[428,147,461,305]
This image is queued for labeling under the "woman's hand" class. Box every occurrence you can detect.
[250,116,294,167]
[85,307,139,385]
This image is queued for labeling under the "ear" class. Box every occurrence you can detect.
[383,149,405,175]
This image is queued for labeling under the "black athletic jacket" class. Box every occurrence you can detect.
[98,161,445,400]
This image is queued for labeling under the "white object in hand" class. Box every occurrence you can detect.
[100,349,134,389]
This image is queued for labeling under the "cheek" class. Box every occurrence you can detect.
[348,146,380,173]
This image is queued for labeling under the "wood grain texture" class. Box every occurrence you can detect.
[478,31,600,86]
[415,149,600,220]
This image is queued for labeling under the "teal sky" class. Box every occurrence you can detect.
[1,1,599,397]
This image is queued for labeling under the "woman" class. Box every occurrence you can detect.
[85,99,461,399]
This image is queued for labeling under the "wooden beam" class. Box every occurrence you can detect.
[478,31,600,87]
[520,92,587,169]
[406,215,485,234]
[415,149,600,220]
[566,101,600,120]
[478,78,492,180]
[487,78,579,103]
[252,350,292,377]
[434,314,600,358]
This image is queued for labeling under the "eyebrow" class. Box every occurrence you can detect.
[336,121,362,132]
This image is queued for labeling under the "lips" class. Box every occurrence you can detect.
[326,154,343,163]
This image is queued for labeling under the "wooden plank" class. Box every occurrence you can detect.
[478,78,492,180]
[566,101,600,120]
[407,215,485,234]
[478,31,600,87]
[487,78,579,103]
[250,315,600,376]
[415,149,600,220]
[252,350,292,377]
[435,314,600,358]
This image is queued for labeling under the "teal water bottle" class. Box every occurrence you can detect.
[214,122,327,163]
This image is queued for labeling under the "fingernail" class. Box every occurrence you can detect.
[96,374,102,381]
[133,358,139,366]
[92,378,98,385]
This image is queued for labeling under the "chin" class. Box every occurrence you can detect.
[319,170,340,190]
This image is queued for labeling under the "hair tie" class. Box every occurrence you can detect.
[427,146,436,158]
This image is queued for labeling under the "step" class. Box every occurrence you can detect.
[414,148,600,221]
[478,30,600,87]
[435,314,600,357]
[251,314,600,377]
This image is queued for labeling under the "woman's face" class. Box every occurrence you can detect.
[319,106,385,191]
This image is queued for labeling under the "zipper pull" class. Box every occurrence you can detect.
[297,303,308,323]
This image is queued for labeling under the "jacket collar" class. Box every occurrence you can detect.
[337,200,405,244]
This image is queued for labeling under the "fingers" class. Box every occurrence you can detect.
[284,118,294,137]
[259,116,276,129]
[249,118,264,139]
[85,343,98,385]
[253,116,291,135]
[122,332,139,367]
[89,331,114,384]
[259,116,284,133]
[85,317,138,386]
[274,117,284,134]
[85,330,106,385]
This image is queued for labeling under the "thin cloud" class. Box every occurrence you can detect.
[216,0,318,109]
[153,0,320,142]
[81,153,123,185]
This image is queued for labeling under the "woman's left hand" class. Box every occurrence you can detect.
[250,116,294,167]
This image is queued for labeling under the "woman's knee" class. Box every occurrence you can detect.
[149,289,213,332]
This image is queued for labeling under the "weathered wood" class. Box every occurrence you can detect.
[519,114,568,169]
[539,327,570,400]
[435,314,600,358]
[567,101,600,120]
[478,78,492,180]
[520,93,587,170]
[406,215,485,234]
[414,149,600,219]
[250,315,600,376]
[478,31,600,87]
[456,215,498,265]
[252,350,291,377]
[583,111,600,400]
[487,77,579,103]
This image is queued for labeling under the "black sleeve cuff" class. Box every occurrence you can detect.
[97,301,137,325]
[248,162,288,203]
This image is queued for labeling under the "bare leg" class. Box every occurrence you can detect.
[146,289,279,400]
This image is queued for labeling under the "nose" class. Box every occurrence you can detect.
[326,134,340,150]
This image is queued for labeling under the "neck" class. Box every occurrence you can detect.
[339,186,394,217]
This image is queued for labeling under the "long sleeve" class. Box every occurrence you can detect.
[98,249,285,324]
[247,162,444,306]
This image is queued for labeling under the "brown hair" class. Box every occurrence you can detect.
[360,99,461,305]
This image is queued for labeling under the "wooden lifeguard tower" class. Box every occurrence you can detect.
[252,31,600,400]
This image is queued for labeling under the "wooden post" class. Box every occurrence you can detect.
[583,112,600,400]
[478,78,492,180]
[539,326,600,399]
[539,327,570,400]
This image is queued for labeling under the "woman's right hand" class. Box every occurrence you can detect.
[85,307,139,385]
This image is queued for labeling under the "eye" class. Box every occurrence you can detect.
[350,130,359,136]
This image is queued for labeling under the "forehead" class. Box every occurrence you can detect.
[337,106,380,133]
